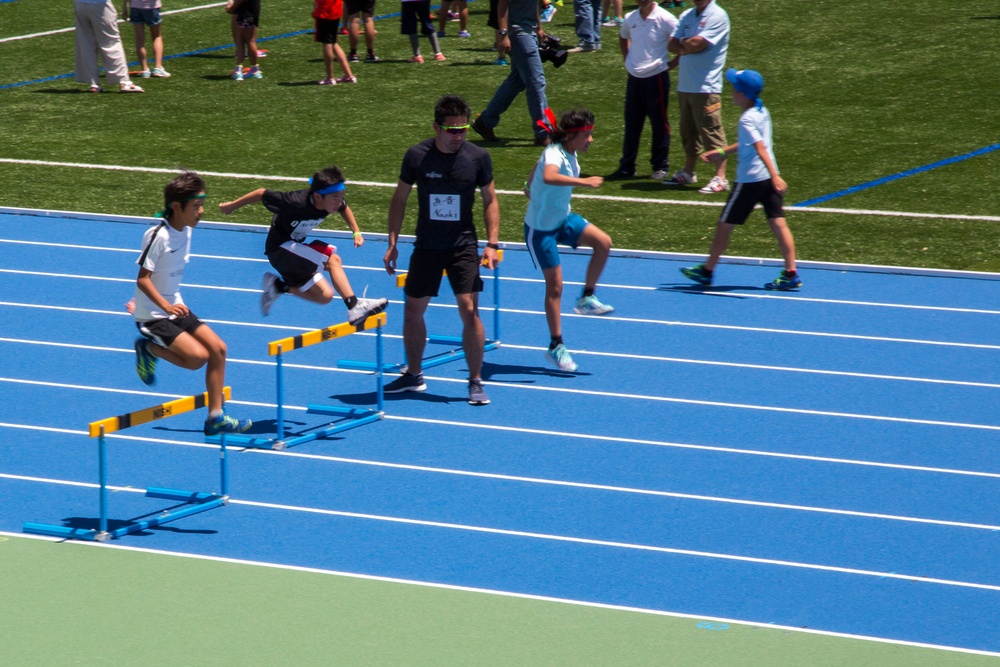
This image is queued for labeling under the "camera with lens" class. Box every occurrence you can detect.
[538,34,568,68]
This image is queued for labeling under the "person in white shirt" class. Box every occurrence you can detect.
[679,68,802,291]
[607,0,678,181]
[666,0,730,193]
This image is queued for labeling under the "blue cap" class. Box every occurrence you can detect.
[725,68,764,99]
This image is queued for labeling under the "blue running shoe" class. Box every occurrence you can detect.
[204,412,252,436]
[467,378,490,405]
[545,344,578,372]
[765,271,803,291]
[680,264,713,286]
[134,337,157,386]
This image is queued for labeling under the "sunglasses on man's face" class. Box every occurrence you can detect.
[441,124,470,135]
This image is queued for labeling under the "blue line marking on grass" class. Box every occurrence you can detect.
[794,144,1000,207]
[0,3,449,91]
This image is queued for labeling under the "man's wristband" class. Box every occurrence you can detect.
[352,231,363,237]
[717,148,727,157]
[486,242,500,250]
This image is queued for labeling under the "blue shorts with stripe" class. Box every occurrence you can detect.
[524,213,590,270]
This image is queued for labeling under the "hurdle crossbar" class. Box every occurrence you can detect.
[338,250,502,373]
[206,312,387,451]
[24,388,233,543]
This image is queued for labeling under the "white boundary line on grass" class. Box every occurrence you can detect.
[1,158,1000,223]
[0,3,227,44]
[4,533,998,659]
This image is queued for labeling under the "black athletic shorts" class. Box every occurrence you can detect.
[345,0,376,15]
[400,0,434,35]
[314,17,341,43]
[404,244,483,299]
[719,179,785,225]
[136,311,204,348]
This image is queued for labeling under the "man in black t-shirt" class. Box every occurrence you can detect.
[219,166,387,324]
[383,95,500,406]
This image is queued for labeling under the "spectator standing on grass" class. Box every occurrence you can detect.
[124,0,170,79]
[383,95,500,406]
[607,0,678,181]
[313,0,358,84]
[131,171,251,436]
[568,0,601,53]
[345,0,380,63]
[401,0,444,62]
[437,0,470,38]
[74,0,144,92]
[226,0,261,80]
[471,0,550,146]
[218,166,388,322]
[523,107,614,373]
[679,68,801,291]
[666,0,730,193]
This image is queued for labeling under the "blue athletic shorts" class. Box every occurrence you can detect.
[129,7,162,25]
[524,213,589,270]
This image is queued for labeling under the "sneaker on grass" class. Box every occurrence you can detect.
[698,175,730,194]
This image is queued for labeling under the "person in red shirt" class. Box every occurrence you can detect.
[313,0,357,84]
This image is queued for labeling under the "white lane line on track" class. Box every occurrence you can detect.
[2,380,999,479]
[5,334,999,389]
[3,243,1000,315]
[3,297,1000,350]
[2,472,998,592]
[1,422,996,532]
[2,158,999,222]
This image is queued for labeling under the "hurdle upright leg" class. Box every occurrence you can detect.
[98,426,108,538]
[275,345,285,441]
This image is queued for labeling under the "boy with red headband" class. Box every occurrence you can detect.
[523,107,614,373]
[219,166,388,322]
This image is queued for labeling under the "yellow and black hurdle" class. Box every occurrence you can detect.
[205,312,387,451]
[338,250,503,373]
[24,387,234,542]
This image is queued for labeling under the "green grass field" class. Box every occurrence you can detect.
[0,0,998,270]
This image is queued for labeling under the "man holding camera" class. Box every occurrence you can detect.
[471,0,551,146]
[607,0,678,181]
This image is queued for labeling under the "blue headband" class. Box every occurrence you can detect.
[309,179,346,195]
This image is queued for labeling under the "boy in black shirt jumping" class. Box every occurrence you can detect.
[220,166,387,323]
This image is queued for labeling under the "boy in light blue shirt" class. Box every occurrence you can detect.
[679,68,801,291]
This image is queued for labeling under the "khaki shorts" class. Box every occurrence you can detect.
[677,92,727,158]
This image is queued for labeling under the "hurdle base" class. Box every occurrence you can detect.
[338,339,500,373]
[22,487,227,542]
[205,408,383,451]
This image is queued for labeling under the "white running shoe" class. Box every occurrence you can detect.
[347,296,388,326]
[260,272,282,316]
[698,176,730,194]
